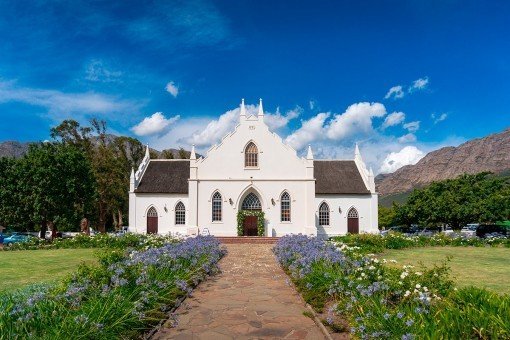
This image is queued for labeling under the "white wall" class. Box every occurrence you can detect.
[130,193,189,236]
[314,194,379,236]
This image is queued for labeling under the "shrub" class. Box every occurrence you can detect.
[0,236,225,339]
[275,235,510,339]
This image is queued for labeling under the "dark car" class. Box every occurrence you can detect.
[476,224,509,238]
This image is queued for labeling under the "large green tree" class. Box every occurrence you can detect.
[394,172,510,230]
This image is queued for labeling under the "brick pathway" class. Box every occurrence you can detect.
[152,244,325,340]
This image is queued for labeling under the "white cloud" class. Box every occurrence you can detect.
[384,85,404,99]
[309,100,316,110]
[165,81,179,97]
[0,80,143,121]
[379,146,425,174]
[131,112,180,136]
[431,112,448,124]
[398,133,417,143]
[409,77,429,92]
[85,59,122,83]
[326,102,387,140]
[381,111,405,129]
[403,121,420,132]
[265,106,301,131]
[285,112,330,150]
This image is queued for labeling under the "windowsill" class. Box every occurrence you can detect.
[211,221,223,224]
[280,221,292,224]
[244,167,260,170]
[175,224,186,227]
[319,225,331,228]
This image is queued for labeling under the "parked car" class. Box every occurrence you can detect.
[460,224,478,237]
[3,233,34,245]
[0,233,4,244]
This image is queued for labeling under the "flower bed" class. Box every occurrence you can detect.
[2,233,177,251]
[332,232,510,254]
[0,235,225,339]
[275,235,510,339]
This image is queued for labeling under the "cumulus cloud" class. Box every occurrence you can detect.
[131,112,180,136]
[409,77,429,92]
[285,112,330,150]
[379,146,425,173]
[327,102,387,140]
[265,106,302,131]
[398,133,417,143]
[0,79,142,121]
[384,85,404,99]
[185,106,242,147]
[165,81,179,97]
[381,111,405,129]
[403,121,420,132]
[431,112,448,124]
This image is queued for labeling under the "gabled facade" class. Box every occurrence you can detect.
[129,99,378,237]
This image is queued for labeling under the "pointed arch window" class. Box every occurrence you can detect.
[212,192,222,222]
[244,142,258,167]
[175,202,186,225]
[281,192,291,222]
[242,192,261,211]
[347,208,359,218]
[319,202,330,226]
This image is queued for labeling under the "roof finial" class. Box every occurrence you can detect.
[240,98,246,117]
[306,144,314,160]
[145,144,150,159]
[354,142,361,158]
[190,144,196,160]
[258,98,264,116]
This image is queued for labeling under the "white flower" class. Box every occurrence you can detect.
[415,272,423,276]
[415,284,421,289]
[404,290,411,297]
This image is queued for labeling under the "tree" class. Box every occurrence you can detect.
[394,172,510,230]
[161,149,174,159]
[0,157,24,230]
[178,147,188,159]
[378,205,396,230]
[1,143,95,233]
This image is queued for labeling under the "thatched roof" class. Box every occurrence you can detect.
[314,160,370,194]
[135,160,189,194]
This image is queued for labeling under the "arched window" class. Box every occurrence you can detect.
[242,192,262,211]
[212,192,222,222]
[175,202,186,225]
[244,142,258,167]
[347,208,359,218]
[147,206,158,217]
[319,202,329,226]
[281,192,291,222]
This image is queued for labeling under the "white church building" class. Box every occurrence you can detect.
[129,100,378,237]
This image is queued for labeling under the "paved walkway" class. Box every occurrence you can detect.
[153,244,325,340]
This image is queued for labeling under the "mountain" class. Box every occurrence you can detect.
[0,136,196,160]
[377,128,510,200]
[0,141,30,158]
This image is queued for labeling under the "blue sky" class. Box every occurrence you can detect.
[0,0,509,173]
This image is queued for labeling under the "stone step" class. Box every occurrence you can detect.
[216,236,280,244]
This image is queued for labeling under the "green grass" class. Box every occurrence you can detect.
[382,246,510,294]
[0,248,97,292]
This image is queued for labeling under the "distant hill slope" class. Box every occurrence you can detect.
[377,128,510,197]
[0,136,196,159]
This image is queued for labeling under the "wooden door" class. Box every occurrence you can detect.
[347,217,359,234]
[243,216,258,236]
[147,216,158,234]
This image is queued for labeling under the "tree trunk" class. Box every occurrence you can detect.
[40,220,47,239]
[98,203,106,233]
[118,209,123,231]
[112,211,118,231]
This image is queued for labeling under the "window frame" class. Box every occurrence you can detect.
[175,202,186,225]
[212,191,222,222]
[280,192,291,222]
[244,142,259,168]
[318,202,330,226]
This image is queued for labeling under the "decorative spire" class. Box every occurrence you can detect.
[130,168,135,180]
[306,144,314,160]
[190,144,196,160]
[258,98,264,116]
[145,144,150,159]
[354,142,361,158]
[240,98,246,117]
[369,167,374,177]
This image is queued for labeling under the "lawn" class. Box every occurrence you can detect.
[382,246,510,294]
[0,248,97,292]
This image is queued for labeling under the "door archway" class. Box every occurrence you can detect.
[241,193,262,236]
[147,207,158,234]
[347,207,359,234]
